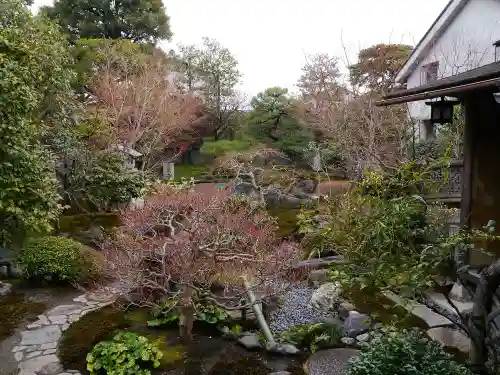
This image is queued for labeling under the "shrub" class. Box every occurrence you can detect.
[19,236,102,283]
[146,298,229,328]
[277,322,343,353]
[146,297,180,327]
[86,331,163,375]
[347,329,470,375]
[65,151,149,212]
[195,302,230,326]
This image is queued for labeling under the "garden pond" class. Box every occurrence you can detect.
[58,304,308,375]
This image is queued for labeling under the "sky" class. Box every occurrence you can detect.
[32,0,450,98]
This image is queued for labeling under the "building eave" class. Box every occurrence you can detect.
[395,0,469,83]
[377,61,500,105]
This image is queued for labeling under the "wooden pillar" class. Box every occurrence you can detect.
[464,90,500,266]
[461,99,474,230]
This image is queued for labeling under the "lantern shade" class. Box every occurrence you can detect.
[426,98,459,124]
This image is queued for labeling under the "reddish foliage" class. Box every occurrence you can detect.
[91,52,206,165]
[103,185,301,308]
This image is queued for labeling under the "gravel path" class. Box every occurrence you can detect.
[269,285,330,333]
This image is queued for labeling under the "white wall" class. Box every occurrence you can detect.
[406,0,500,122]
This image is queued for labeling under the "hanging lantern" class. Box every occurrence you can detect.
[425,97,459,124]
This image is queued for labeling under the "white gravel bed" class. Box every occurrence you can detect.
[269,285,331,333]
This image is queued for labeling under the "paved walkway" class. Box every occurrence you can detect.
[13,288,118,375]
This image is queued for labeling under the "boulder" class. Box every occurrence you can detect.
[270,343,300,355]
[305,348,359,375]
[310,282,342,313]
[308,269,328,288]
[355,333,370,343]
[237,333,262,349]
[337,301,355,320]
[340,337,356,346]
[343,311,371,338]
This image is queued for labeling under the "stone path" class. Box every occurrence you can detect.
[12,288,118,375]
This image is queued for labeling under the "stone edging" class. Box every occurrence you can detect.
[13,290,117,375]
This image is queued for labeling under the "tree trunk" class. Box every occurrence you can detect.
[179,285,195,342]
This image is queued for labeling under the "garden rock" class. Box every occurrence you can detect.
[0,281,12,296]
[271,343,300,355]
[337,301,355,320]
[310,282,342,312]
[237,333,263,349]
[308,269,328,288]
[343,311,371,338]
[340,337,356,346]
[355,333,370,343]
[305,348,359,375]
[268,372,291,375]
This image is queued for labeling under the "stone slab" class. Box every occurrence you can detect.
[424,291,473,316]
[20,326,61,345]
[427,327,471,353]
[18,354,59,372]
[383,291,454,328]
[46,305,82,316]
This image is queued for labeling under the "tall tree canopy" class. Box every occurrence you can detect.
[247,87,314,159]
[348,43,413,93]
[0,0,76,245]
[298,53,343,100]
[176,37,243,140]
[41,0,172,43]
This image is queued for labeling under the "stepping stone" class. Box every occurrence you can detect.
[38,361,63,375]
[305,348,359,375]
[18,354,59,372]
[424,291,473,316]
[383,291,454,328]
[40,343,57,350]
[48,315,67,324]
[25,351,42,359]
[427,327,471,353]
[46,305,82,316]
[20,326,61,345]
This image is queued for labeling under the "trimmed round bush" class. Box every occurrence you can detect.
[347,329,470,375]
[19,236,102,283]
